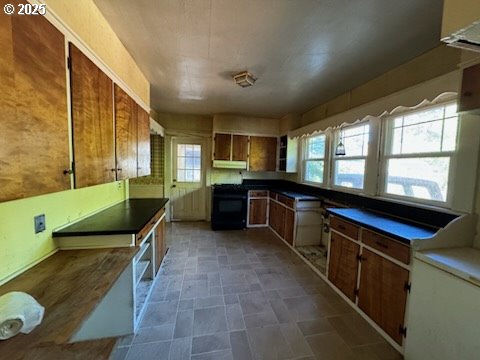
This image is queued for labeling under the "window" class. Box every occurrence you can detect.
[383,102,458,203]
[303,134,326,184]
[333,123,369,189]
[176,144,201,182]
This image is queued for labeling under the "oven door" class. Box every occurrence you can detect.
[211,193,247,230]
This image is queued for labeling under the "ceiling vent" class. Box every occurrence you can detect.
[442,20,480,53]
[233,71,256,88]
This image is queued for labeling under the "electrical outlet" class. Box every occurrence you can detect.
[34,214,46,234]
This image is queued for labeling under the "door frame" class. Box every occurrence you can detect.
[164,134,210,222]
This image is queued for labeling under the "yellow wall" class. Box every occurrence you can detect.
[44,0,150,105]
[0,182,127,283]
[0,1,148,283]
[301,46,462,126]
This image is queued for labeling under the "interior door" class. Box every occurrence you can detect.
[170,137,206,221]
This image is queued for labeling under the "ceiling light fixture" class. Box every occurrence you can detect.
[233,71,256,88]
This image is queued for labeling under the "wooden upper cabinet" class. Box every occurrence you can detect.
[357,249,409,345]
[459,62,480,113]
[70,44,115,188]
[114,84,138,180]
[232,135,248,161]
[0,10,70,202]
[249,136,277,171]
[214,133,231,160]
[137,106,151,177]
[328,232,359,302]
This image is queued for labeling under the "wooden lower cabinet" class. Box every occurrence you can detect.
[328,232,359,302]
[155,215,166,273]
[358,249,409,345]
[249,198,268,225]
[284,208,295,245]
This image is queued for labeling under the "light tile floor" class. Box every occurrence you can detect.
[111,222,402,360]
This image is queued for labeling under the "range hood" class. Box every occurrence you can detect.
[442,20,480,53]
[212,160,247,170]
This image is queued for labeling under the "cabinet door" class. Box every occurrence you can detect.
[0,11,70,202]
[232,135,248,161]
[284,208,295,245]
[137,106,151,177]
[114,84,138,180]
[358,249,409,345]
[276,204,286,238]
[328,232,359,302]
[268,201,276,229]
[249,136,277,171]
[249,198,267,225]
[155,216,166,274]
[459,63,480,113]
[70,44,115,188]
[214,133,231,160]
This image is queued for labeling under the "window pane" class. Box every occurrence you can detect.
[385,157,450,202]
[193,170,201,182]
[403,106,444,126]
[305,160,324,183]
[194,157,201,170]
[177,143,201,182]
[178,157,185,169]
[193,145,201,157]
[334,159,365,189]
[177,144,185,156]
[445,103,458,118]
[442,117,458,151]
[307,135,325,159]
[338,123,369,157]
[185,157,194,168]
[177,169,185,182]
[401,120,443,154]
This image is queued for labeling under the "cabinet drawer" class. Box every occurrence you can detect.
[330,216,359,240]
[278,194,295,208]
[362,229,410,264]
[136,207,165,245]
[249,190,268,197]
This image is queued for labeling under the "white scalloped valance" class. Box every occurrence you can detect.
[288,70,461,138]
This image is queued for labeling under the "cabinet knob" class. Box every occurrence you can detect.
[110,168,116,172]
[117,168,122,172]
[463,91,473,97]
[63,169,73,175]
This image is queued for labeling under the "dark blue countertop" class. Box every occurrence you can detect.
[327,208,437,243]
[273,190,319,201]
[53,198,169,237]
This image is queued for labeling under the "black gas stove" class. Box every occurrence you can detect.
[211,184,248,230]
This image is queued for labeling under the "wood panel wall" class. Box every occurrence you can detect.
[70,44,115,188]
[0,8,70,202]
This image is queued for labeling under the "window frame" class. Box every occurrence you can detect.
[331,122,370,192]
[379,101,459,207]
[302,133,328,187]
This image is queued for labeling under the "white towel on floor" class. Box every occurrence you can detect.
[0,292,44,340]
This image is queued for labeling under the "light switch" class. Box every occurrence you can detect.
[34,214,46,234]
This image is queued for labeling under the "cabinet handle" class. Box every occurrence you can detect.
[463,91,473,97]
[110,168,117,172]
[138,234,143,240]
[117,168,122,172]
[63,169,74,175]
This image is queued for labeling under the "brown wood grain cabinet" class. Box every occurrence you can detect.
[232,135,248,161]
[0,9,70,202]
[249,198,268,225]
[213,133,232,160]
[284,208,295,245]
[137,106,151,177]
[114,84,138,180]
[327,232,360,302]
[249,136,277,171]
[459,62,480,113]
[358,249,409,345]
[70,44,115,188]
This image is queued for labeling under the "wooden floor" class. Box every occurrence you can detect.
[112,222,402,360]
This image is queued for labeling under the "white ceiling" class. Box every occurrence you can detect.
[94,0,443,118]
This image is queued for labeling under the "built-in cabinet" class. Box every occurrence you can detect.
[0,8,70,202]
[278,135,298,173]
[70,43,115,188]
[327,215,411,346]
[0,10,152,202]
[459,62,480,114]
[212,133,277,171]
[247,190,269,226]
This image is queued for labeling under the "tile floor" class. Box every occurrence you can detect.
[111,222,402,360]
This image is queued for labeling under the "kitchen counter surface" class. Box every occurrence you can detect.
[271,189,320,201]
[53,198,169,237]
[327,207,437,243]
[0,247,138,359]
[416,247,480,287]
